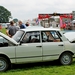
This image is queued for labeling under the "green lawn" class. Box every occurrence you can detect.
[0,59,75,75]
[0,28,6,34]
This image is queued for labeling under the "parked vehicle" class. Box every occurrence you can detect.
[0,26,75,71]
[64,31,75,42]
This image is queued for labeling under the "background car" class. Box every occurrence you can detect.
[64,31,75,42]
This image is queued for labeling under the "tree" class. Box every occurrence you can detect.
[0,6,11,23]
[13,18,18,23]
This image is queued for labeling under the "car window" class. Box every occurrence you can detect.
[12,30,24,42]
[41,32,48,42]
[41,31,62,42]
[50,31,59,39]
[22,31,40,43]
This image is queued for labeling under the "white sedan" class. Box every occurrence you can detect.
[0,26,75,72]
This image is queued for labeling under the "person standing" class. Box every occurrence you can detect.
[18,20,26,29]
[6,21,18,37]
[25,22,29,27]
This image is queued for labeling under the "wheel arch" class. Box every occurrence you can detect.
[59,51,74,59]
[0,54,11,64]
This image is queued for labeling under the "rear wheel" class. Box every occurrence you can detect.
[0,57,9,72]
[59,52,73,65]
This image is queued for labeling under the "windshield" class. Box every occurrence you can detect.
[12,30,24,42]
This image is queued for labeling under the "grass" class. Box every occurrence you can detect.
[0,59,75,75]
[0,28,6,34]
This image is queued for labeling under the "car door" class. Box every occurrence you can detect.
[41,31,65,61]
[0,36,16,63]
[16,31,43,63]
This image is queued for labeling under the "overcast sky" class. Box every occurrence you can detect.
[0,0,75,21]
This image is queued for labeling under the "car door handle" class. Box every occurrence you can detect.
[58,44,64,46]
[36,46,42,47]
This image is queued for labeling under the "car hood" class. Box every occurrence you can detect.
[64,32,75,42]
[0,32,19,45]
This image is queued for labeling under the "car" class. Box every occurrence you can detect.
[64,31,75,42]
[0,26,75,71]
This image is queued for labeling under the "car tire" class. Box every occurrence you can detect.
[0,57,9,72]
[59,52,73,65]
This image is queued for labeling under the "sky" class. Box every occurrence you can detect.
[0,0,75,21]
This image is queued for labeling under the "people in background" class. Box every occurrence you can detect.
[25,22,29,27]
[18,20,26,29]
[0,24,2,31]
[6,21,18,37]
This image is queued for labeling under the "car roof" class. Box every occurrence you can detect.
[20,26,60,32]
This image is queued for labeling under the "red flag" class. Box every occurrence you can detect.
[60,16,63,28]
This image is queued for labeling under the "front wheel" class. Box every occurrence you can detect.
[0,57,9,72]
[59,52,73,65]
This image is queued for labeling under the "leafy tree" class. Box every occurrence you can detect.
[13,18,18,23]
[0,6,11,23]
